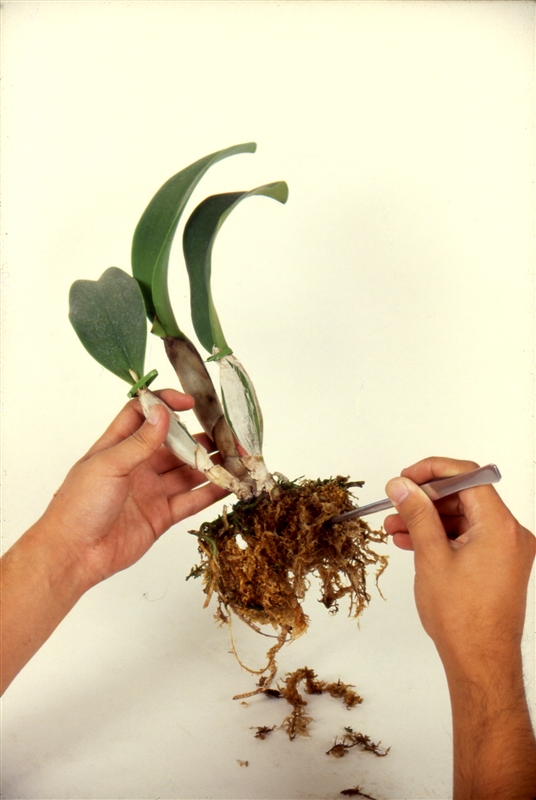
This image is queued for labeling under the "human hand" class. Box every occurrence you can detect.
[38,389,228,591]
[383,457,535,668]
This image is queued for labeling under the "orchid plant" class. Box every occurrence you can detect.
[69,143,288,501]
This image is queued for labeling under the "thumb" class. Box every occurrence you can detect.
[101,403,170,477]
[385,477,451,559]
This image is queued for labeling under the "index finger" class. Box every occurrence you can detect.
[400,456,480,484]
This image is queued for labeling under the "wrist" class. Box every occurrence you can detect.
[16,517,95,601]
[442,644,536,800]
[1,521,92,694]
[439,637,525,695]
[424,602,527,687]
[440,642,534,748]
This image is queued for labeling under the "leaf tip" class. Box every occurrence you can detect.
[278,181,289,204]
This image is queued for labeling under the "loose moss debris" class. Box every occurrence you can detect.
[340,788,378,799]
[270,666,363,740]
[249,666,389,799]
[327,727,390,759]
[251,725,276,740]
[188,477,388,692]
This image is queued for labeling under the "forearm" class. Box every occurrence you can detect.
[444,650,536,800]
[0,521,91,695]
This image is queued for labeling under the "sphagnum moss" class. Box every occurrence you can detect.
[187,476,388,694]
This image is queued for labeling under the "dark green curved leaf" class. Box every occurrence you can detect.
[69,267,147,384]
[183,181,289,353]
[131,142,257,337]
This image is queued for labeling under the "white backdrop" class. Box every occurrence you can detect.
[1,2,534,799]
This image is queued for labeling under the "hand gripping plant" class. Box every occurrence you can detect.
[70,144,389,760]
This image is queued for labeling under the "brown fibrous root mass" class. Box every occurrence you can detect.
[187,477,388,695]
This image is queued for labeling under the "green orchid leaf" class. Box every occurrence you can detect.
[183,181,289,353]
[69,267,147,384]
[131,142,257,337]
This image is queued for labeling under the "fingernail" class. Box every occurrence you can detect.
[147,406,161,425]
[386,477,411,506]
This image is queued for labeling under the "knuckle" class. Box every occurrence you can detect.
[429,455,479,476]
[406,503,433,530]
[130,428,150,450]
[459,458,480,472]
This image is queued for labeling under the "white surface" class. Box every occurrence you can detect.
[1,2,534,799]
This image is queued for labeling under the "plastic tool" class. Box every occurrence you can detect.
[328,464,502,524]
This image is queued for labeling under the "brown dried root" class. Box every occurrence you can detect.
[326,726,390,759]
[232,627,291,700]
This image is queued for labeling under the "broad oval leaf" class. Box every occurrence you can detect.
[69,267,147,384]
[183,181,289,353]
[131,142,257,337]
